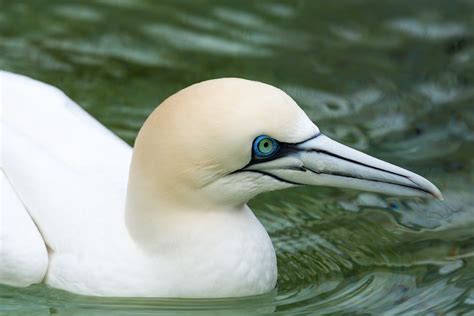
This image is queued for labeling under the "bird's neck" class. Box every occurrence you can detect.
[126,194,278,297]
[124,172,278,297]
[124,180,259,251]
[124,155,255,248]
[125,192,244,248]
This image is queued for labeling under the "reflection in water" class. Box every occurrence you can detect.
[1,0,473,314]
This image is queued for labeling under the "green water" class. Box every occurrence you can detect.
[1,0,474,314]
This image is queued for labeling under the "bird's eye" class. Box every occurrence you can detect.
[253,135,279,159]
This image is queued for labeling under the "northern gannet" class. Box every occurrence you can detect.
[0,71,442,298]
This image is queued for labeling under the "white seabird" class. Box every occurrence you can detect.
[0,71,442,298]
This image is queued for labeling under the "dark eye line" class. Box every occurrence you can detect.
[251,132,322,163]
[227,132,322,176]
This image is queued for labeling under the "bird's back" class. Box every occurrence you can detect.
[0,71,133,286]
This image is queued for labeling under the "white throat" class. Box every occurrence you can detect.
[124,183,277,297]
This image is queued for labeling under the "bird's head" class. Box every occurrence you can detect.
[127,78,442,212]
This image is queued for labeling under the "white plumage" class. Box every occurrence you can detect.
[0,72,277,297]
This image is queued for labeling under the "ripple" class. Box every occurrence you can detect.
[282,85,351,119]
[439,260,464,275]
[213,7,270,29]
[389,18,467,40]
[42,36,173,66]
[53,4,103,22]
[142,24,272,56]
[259,3,295,18]
[417,83,464,104]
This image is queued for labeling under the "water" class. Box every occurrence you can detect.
[1,0,474,314]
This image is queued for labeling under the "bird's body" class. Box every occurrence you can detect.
[0,71,441,298]
[0,72,276,297]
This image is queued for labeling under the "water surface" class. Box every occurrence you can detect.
[1,0,474,314]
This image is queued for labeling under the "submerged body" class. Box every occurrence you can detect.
[0,71,441,297]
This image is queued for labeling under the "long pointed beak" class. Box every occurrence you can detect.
[245,134,443,199]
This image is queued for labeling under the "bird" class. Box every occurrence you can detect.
[0,71,442,298]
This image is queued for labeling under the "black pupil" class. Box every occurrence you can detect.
[263,142,269,148]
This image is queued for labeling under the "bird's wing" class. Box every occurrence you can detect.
[0,170,48,287]
[0,71,132,254]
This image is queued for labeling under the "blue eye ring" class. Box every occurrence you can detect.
[252,135,279,159]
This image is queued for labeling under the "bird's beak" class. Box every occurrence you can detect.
[244,134,443,199]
